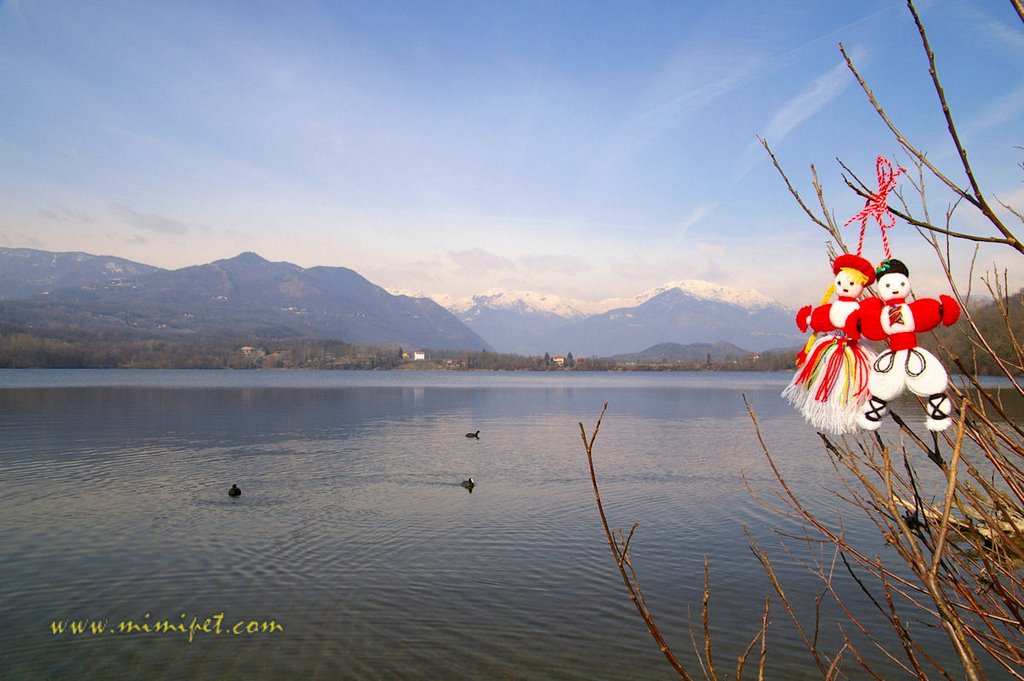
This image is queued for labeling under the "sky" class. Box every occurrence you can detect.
[1,0,1022,309]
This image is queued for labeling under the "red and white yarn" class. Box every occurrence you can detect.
[844,155,905,260]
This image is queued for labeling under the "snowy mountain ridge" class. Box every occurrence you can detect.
[392,279,785,319]
[629,280,784,311]
[431,289,593,318]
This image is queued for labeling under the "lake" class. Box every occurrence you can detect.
[0,369,1003,679]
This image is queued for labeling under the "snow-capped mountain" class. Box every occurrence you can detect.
[407,279,783,316]
[432,281,799,357]
[439,289,594,318]
[439,290,589,356]
[559,285,797,357]
[385,288,598,355]
[627,280,783,311]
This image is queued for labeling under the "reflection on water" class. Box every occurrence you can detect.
[0,370,1014,680]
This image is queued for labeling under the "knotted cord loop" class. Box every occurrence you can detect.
[844,155,905,258]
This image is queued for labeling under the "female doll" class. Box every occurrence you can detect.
[782,254,877,434]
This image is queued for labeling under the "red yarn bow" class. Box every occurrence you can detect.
[844,155,905,258]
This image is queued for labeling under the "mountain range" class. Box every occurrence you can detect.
[0,248,801,356]
[435,280,799,355]
[0,249,488,351]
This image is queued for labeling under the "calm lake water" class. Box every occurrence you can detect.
[0,369,1012,680]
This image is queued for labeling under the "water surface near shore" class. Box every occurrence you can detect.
[0,369,996,679]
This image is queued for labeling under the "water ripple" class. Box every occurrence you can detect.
[0,372,990,680]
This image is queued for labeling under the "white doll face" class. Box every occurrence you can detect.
[878,273,911,301]
[834,269,865,298]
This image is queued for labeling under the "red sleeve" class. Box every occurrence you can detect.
[808,304,836,333]
[910,298,943,333]
[855,297,887,341]
[795,305,812,333]
[939,294,961,326]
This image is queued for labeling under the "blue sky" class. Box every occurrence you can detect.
[1,0,1021,308]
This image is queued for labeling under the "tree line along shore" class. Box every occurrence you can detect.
[0,330,796,372]
[0,303,1017,375]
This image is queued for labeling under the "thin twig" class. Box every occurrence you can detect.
[579,403,694,679]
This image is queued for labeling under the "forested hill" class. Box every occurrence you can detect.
[0,249,490,352]
[930,289,1023,376]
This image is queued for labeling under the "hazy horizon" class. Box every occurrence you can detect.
[2,245,794,318]
[2,1,1021,309]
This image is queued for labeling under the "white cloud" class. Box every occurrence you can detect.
[518,254,590,277]
[39,205,94,223]
[762,58,854,148]
[109,204,189,235]
[447,248,514,278]
[671,202,717,246]
[954,0,1024,54]
[966,83,1024,136]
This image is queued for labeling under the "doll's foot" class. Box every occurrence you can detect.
[925,394,953,432]
[858,397,888,431]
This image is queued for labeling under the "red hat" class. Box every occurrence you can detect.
[832,254,875,285]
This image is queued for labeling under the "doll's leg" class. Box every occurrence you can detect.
[857,351,905,431]
[905,348,952,431]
